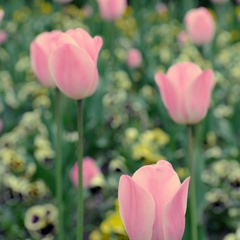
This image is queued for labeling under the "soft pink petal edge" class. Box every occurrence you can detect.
[49,44,97,100]
[118,175,154,240]
[163,177,190,240]
[30,42,56,88]
[155,72,186,124]
[186,69,215,124]
[132,163,181,240]
[66,28,103,63]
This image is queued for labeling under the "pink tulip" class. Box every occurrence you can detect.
[49,28,103,99]
[127,48,142,69]
[97,0,127,21]
[0,10,4,22]
[118,160,190,240]
[184,7,215,45]
[30,31,63,88]
[70,157,102,188]
[155,62,215,124]
[0,30,7,45]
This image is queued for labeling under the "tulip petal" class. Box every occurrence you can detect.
[155,72,185,124]
[55,33,78,47]
[30,31,62,88]
[70,163,78,187]
[163,177,190,240]
[49,44,97,99]
[118,175,155,240]
[66,28,103,63]
[30,42,55,88]
[166,62,202,93]
[162,62,203,124]
[186,69,215,124]
[132,164,181,240]
[97,0,127,20]
[34,31,62,54]
[184,7,215,45]
[83,157,101,188]
[70,157,102,188]
[93,36,103,57]
[156,160,173,168]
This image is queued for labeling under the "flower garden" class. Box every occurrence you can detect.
[0,0,240,239]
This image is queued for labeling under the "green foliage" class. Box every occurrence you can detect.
[0,0,240,239]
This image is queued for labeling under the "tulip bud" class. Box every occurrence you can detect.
[184,7,215,45]
[155,62,215,124]
[97,0,127,21]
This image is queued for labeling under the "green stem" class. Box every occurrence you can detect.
[110,21,116,68]
[55,88,63,240]
[77,99,83,240]
[187,125,198,240]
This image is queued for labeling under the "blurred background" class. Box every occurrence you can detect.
[0,0,240,239]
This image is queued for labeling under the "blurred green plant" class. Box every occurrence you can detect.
[0,0,240,239]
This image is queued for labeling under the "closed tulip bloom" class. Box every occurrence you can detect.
[127,48,142,69]
[70,157,102,188]
[118,160,190,240]
[30,31,63,88]
[49,28,103,99]
[97,0,127,21]
[155,62,215,125]
[184,7,215,45]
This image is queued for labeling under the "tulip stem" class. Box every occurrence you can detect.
[187,125,198,240]
[55,88,64,240]
[77,99,83,240]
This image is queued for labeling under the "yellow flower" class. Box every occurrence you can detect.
[109,156,127,173]
[25,162,37,179]
[152,128,170,146]
[33,95,51,109]
[90,174,105,189]
[124,128,139,144]
[24,206,47,231]
[100,212,126,236]
[1,149,26,172]
[22,180,49,200]
[89,230,102,240]
[38,0,52,15]
[90,200,127,239]
[24,203,58,239]
[123,6,133,17]
[132,144,152,161]
[12,7,31,22]
[34,148,55,165]
[141,130,155,144]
